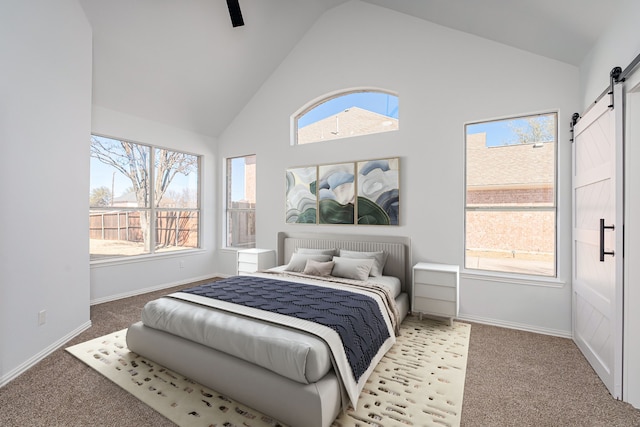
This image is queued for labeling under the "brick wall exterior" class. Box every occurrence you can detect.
[297,106,398,144]
[466,210,555,256]
[467,187,554,205]
[466,132,555,261]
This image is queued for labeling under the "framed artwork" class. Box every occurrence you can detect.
[357,158,399,225]
[318,162,355,224]
[286,157,399,225]
[285,166,317,224]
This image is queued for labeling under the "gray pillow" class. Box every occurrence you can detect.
[297,247,337,256]
[331,256,374,281]
[284,253,332,272]
[303,259,335,276]
[338,249,388,277]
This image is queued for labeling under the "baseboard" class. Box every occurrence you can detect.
[90,273,229,305]
[0,320,92,388]
[456,314,572,339]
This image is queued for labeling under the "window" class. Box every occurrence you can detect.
[294,90,398,145]
[226,155,256,248]
[89,135,200,260]
[465,113,557,277]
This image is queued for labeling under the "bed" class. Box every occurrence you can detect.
[126,232,411,427]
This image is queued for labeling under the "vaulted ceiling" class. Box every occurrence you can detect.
[78,0,620,138]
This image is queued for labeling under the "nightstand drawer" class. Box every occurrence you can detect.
[414,283,456,301]
[237,252,254,263]
[238,261,258,273]
[413,296,456,316]
[414,269,456,287]
[236,248,276,275]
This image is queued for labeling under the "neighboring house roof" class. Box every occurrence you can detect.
[112,192,137,203]
[111,192,138,207]
[466,132,554,189]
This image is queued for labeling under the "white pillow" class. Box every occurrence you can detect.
[338,249,388,277]
[284,253,332,272]
[303,259,335,276]
[331,256,374,281]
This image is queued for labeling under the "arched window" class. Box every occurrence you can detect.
[293,89,399,145]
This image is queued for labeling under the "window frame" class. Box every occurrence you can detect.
[224,154,256,249]
[89,134,202,262]
[463,112,559,279]
[292,88,399,146]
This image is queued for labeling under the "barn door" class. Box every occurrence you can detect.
[572,85,624,399]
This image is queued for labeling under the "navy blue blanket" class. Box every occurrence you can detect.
[182,275,390,381]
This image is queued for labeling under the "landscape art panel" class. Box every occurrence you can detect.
[357,158,399,225]
[318,162,355,224]
[285,166,317,223]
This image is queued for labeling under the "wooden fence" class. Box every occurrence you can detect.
[89,210,198,248]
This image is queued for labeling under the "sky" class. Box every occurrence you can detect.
[466,114,556,147]
[466,121,514,147]
[90,157,137,198]
[298,92,399,128]
[230,156,248,201]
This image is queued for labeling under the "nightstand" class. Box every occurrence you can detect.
[236,248,276,275]
[412,262,459,325]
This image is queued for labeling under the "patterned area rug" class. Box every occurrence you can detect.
[66,316,470,427]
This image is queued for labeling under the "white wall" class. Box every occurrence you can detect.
[217,0,579,336]
[579,0,640,109]
[89,106,219,303]
[0,0,92,385]
[579,0,640,408]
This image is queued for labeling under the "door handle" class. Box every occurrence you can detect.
[600,218,615,262]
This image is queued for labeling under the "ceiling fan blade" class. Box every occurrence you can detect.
[226,0,244,27]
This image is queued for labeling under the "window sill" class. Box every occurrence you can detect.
[90,248,206,268]
[220,248,240,255]
[460,269,566,288]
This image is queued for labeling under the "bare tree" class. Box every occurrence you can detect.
[154,149,197,207]
[90,136,197,250]
[508,115,555,144]
[165,188,198,208]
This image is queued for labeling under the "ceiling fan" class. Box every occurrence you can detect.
[227,0,244,27]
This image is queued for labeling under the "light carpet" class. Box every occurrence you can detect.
[66,316,470,427]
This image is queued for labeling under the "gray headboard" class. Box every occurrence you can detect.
[277,232,412,293]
